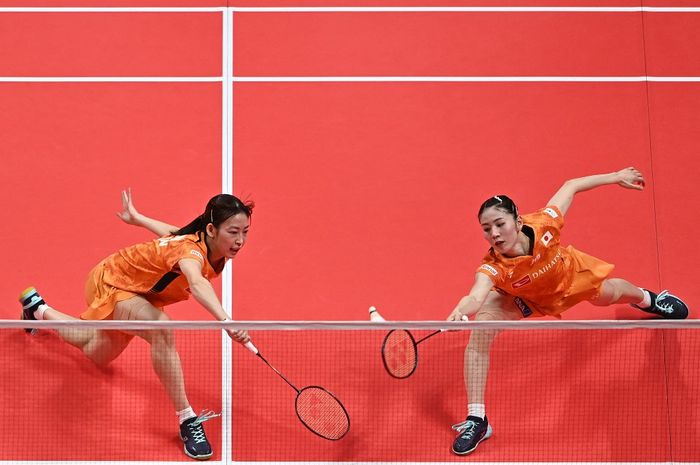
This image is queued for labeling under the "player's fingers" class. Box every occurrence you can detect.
[622,180,644,190]
[230,329,249,343]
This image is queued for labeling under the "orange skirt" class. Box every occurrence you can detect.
[81,260,139,320]
[524,246,615,317]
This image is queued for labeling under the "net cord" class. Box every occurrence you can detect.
[3,319,697,330]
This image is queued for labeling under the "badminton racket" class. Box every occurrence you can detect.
[244,341,350,440]
[370,306,463,379]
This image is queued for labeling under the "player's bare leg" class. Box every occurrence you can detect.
[452,291,520,455]
[113,296,215,460]
[592,278,688,319]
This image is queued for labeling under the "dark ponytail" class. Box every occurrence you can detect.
[176,194,254,235]
[478,195,518,221]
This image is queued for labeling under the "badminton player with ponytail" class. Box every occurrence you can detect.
[18,190,252,460]
[446,167,689,455]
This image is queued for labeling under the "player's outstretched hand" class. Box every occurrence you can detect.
[227,328,250,344]
[447,308,468,322]
[616,167,645,190]
[117,188,142,225]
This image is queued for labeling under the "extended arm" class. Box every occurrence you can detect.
[547,167,645,216]
[447,273,495,321]
[179,258,249,343]
[117,188,179,237]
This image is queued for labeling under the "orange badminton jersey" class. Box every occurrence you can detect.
[476,206,614,317]
[81,233,219,320]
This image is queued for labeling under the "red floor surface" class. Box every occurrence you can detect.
[232,329,699,461]
[0,82,224,460]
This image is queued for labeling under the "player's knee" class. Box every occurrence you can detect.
[147,328,173,347]
[593,280,622,306]
[145,313,174,346]
[84,348,117,367]
[91,355,114,368]
[467,329,498,352]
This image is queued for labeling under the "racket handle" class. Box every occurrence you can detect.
[244,340,259,355]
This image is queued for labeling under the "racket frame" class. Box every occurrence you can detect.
[295,385,351,441]
[381,329,418,379]
[245,341,350,440]
[380,329,443,379]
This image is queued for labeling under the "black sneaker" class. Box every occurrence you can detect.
[452,415,493,455]
[633,289,688,320]
[18,287,45,334]
[180,410,220,460]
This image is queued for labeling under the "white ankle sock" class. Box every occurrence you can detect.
[637,289,652,308]
[177,407,196,424]
[33,304,49,320]
[468,403,486,419]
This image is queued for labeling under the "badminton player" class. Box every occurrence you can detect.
[19,190,252,460]
[446,167,689,455]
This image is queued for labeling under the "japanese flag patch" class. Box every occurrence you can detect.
[541,230,554,246]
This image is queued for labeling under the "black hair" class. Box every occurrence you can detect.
[175,194,254,236]
[478,195,519,221]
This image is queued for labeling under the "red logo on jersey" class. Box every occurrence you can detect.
[512,275,532,289]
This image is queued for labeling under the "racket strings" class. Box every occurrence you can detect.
[296,387,349,440]
[382,330,418,378]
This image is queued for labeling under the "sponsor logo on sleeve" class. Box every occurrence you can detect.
[190,250,204,261]
[544,207,559,219]
[479,264,499,277]
[512,275,532,289]
[158,235,188,247]
[540,230,554,246]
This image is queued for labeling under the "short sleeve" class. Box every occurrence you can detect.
[540,205,565,229]
[180,247,206,266]
[160,236,206,269]
[476,262,503,287]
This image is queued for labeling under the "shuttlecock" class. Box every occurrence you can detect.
[369,306,386,322]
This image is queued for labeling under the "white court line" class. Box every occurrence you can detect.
[231,76,700,82]
[232,461,700,465]
[3,76,699,83]
[2,461,698,465]
[229,6,700,12]
[2,6,700,12]
[0,7,223,12]
[0,77,222,82]
[221,8,234,465]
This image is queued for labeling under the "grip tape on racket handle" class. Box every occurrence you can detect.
[244,341,259,354]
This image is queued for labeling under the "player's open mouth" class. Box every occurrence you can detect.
[494,240,505,247]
